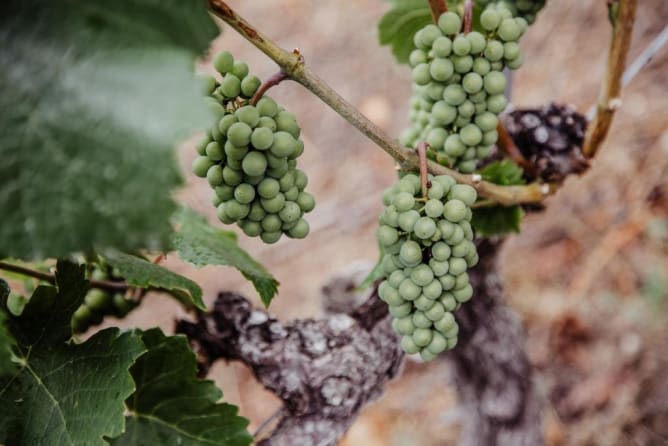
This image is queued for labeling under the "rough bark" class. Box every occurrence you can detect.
[176,282,404,446]
[450,239,544,446]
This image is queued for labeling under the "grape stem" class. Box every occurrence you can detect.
[250,69,291,106]
[462,0,473,34]
[417,142,431,198]
[428,0,448,23]
[582,0,637,158]
[0,261,128,292]
[208,0,552,206]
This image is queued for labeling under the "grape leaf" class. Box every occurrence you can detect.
[109,328,252,446]
[378,0,431,64]
[0,280,15,376]
[472,160,526,237]
[172,209,279,307]
[102,249,205,311]
[0,260,146,446]
[0,0,218,260]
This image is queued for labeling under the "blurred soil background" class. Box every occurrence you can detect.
[121,1,668,444]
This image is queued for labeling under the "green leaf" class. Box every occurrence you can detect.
[0,280,15,377]
[102,249,205,311]
[471,205,524,237]
[479,160,526,186]
[109,328,252,446]
[0,0,219,260]
[172,209,279,307]
[378,0,432,64]
[471,160,526,237]
[0,260,146,445]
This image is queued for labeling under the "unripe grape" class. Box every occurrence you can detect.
[412,311,432,329]
[235,106,259,128]
[486,94,507,114]
[379,281,404,306]
[477,145,494,158]
[241,75,261,97]
[288,219,310,239]
[440,293,457,311]
[432,36,452,57]
[400,240,422,266]
[484,40,504,61]
[438,12,461,35]
[506,54,524,70]
[231,61,249,79]
[411,264,434,287]
[214,51,235,74]
[431,242,451,261]
[251,127,274,151]
[409,49,428,66]
[429,258,449,277]
[296,192,315,212]
[482,129,499,145]
[431,101,457,125]
[452,35,471,56]
[453,284,473,302]
[215,185,234,201]
[480,9,501,31]
[414,217,437,239]
[226,200,251,220]
[440,275,456,292]
[220,74,241,98]
[448,184,477,206]
[260,231,282,244]
[419,24,442,47]
[475,112,498,132]
[426,128,448,150]
[427,331,448,354]
[216,203,234,224]
[393,192,415,212]
[233,183,255,204]
[425,199,444,218]
[433,312,456,333]
[276,111,300,138]
[192,156,214,177]
[378,225,399,247]
[426,301,446,321]
[279,171,295,191]
[458,100,475,119]
[294,170,308,190]
[423,279,443,300]
[412,63,431,85]
[270,131,297,157]
[389,270,406,288]
[261,193,286,213]
[412,328,433,347]
[415,294,435,311]
[444,134,466,157]
[498,18,521,41]
[389,302,413,318]
[399,278,421,300]
[420,348,438,361]
[393,316,415,335]
[241,221,262,237]
[255,178,278,199]
[427,181,445,200]
[248,202,266,221]
[473,57,491,76]
[484,71,507,95]
[454,272,470,290]
[430,58,454,82]
[434,175,455,193]
[443,199,467,222]
[401,336,420,354]
[446,224,465,244]
[227,122,252,147]
[426,82,445,101]
[206,165,224,187]
[449,257,468,276]
[437,220,456,240]
[503,42,521,60]
[467,31,487,54]
[453,55,473,73]
[241,151,267,177]
[462,72,483,94]
[261,214,282,232]
[451,240,472,258]
[443,84,466,106]
[224,141,248,161]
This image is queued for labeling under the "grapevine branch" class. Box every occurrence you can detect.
[208,0,549,206]
[0,261,128,292]
[582,0,637,158]
[428,0,448,23]
[417,142,431,198]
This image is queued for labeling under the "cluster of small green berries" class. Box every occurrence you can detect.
[400,8,527,173]
[193,51,314,243]
[377,173,478,360]
[71,266,137,334]
[476,0,545,24]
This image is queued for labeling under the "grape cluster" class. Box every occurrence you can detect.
[71,266,137,334]
[377,173,478,360]
[476,0,546,24]
[193,51,314,243]
[400,8,526,173]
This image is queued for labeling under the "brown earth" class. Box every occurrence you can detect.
[120,1,668,444]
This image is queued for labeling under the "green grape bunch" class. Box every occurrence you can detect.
[71,265,138,334]
[475,0,546,24]
[377,173,478,360]
[193,51,314,244]
[400,6,527,173]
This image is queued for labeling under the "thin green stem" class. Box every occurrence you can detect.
[0,261,128,292]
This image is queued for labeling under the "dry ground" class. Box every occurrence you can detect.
[119,1,668,444]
